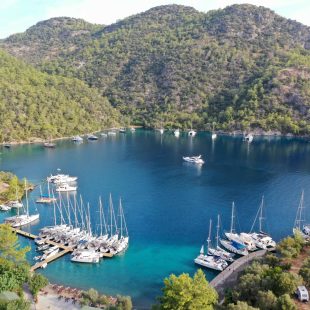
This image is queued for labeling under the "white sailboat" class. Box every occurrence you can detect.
[188,129,196,137]
[5,180,40,227]
[293,190,310,238]
[36,183,57,204]
[220,203,248,256]
[114,198,129,254]
[225,202,256,251]
[247,196,276,248]
[194,220,228,271]
[208,215,234,262]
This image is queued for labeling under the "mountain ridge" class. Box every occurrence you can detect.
[1,4,310,135]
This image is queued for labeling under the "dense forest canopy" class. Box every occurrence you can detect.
[1,4,310,138]
[0,50,119,142]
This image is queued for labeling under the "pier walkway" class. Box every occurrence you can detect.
[12,228,113,271]
[210,248,275,301]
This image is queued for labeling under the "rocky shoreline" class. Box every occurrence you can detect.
[1,128,309,147]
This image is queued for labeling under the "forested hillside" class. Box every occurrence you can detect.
[0,50,119,142]
[1,4,310,135]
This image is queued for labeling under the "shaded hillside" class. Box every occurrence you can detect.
[0,50,119,142]
[1,4,310,134]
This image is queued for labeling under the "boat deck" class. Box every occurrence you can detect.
[12,228,114,271]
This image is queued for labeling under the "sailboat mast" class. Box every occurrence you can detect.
[99,197,103,237]
[259,196,264,232]
[230,202,235,234]
[66,192,71,226]
[47,181,51,197]
[25,179,29,216]
[73,194,78,228]
[119,198,123,238]
[207,219,212,251]
[52,192,57,226]
[87,203,92,236]
[110,194,113,236]
[216,214,220,248]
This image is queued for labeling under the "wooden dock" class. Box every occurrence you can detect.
[30,249,71,271]
[12,227,115,270]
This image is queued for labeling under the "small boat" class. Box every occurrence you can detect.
[119,128,126,133]
[41,248,59,260]
[87,134,98,141]
[37,244,49,251]
[3,143,11,148]
[174,129,180,137]
[183,155,204,165]
[130,127,136,132]
[56,183,77,192]
[9,200,23,208]
[0,204,11,211]
[34,256,41,261]
[43,142,56,148]
[41,262,48,269]
[35,237,46,245]
[188,129,196,137]
[108,131,117,136]
[72,136,83,142]
[36,184,57,204]
[211,133,217,140]
[244,133,254,143]
[100,133,108,137]
[159,128,164,135]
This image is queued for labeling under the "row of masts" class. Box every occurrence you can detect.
[195,197,277,272]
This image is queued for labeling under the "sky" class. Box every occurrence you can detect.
[0,0,309,38]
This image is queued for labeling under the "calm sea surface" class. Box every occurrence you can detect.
[1,130,310,308]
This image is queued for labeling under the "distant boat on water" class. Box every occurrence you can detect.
[244,133,254,143]
[87,134,98,141]
[43,142,56,148]
[174,129,180,137]
[119,128,126,133]
[183,155,204,165]
[72,136,83,142]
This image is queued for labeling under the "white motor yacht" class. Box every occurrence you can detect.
[174,129,180,137]
[183,155,204,165]
[56,183,77,192]
[71,250,100,263]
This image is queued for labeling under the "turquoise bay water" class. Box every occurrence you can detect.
[1,130,310,308]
